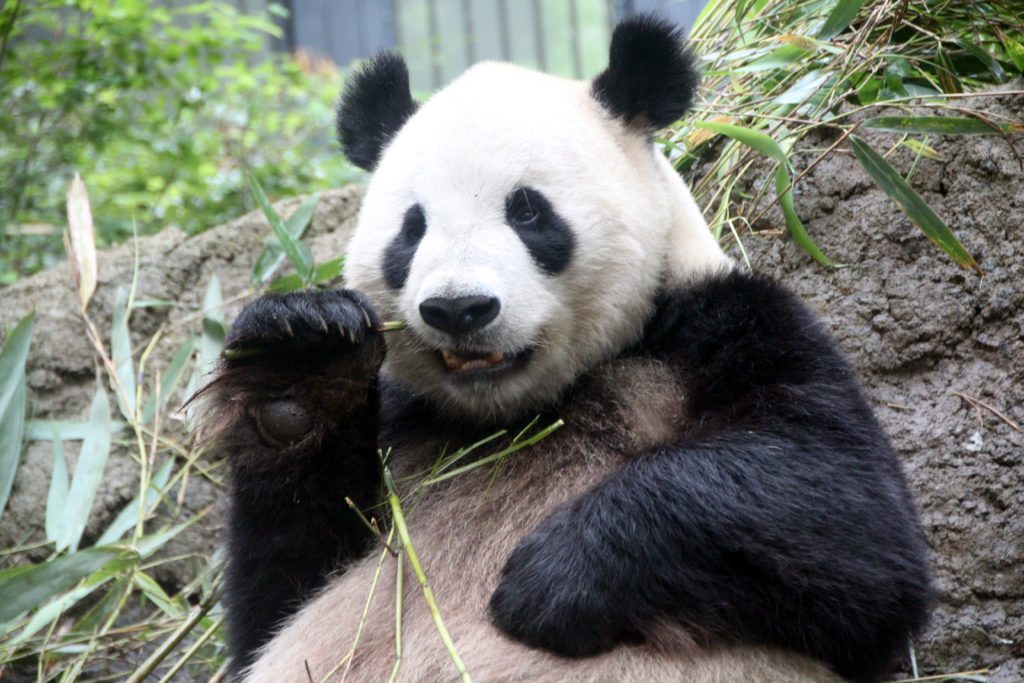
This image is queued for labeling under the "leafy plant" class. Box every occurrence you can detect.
[0,0,359,282]
[674,0,1023,269]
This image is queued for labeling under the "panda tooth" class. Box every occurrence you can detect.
[486,351,504,365]
[441,349,461,371]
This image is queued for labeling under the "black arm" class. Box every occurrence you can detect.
[201,290,385,675]
[491,269,933,682]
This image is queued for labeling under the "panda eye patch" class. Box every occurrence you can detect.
[401,204,427,241]
[504,186,575,275]
[506,188,542,226]
[383,203,427,289]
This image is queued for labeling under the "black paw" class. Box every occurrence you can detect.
[225,289,381,355]
[489,507,642,657]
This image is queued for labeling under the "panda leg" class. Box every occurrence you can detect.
[199,289,385,676]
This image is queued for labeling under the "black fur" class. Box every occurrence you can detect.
[505,187,575,275]
[489,269,933,682]
[337,52,418,171]
[591,14,700,131]
[382,203,427,289]
[214,289,386,676]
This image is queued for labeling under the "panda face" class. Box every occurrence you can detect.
[343,62,728,421]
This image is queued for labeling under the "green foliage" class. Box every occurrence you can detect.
[0,312,34,516]
[0,0,359,282]
[675,0,1023,269]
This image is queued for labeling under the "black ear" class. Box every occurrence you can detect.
[591,15,700,132]
[337,52,419,171]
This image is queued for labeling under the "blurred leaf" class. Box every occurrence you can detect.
[0,546,131,624]
[46,430,69,542]
[111,286,136,419]
[850,135,978,271]
[0,382,27,519]
[247,174,314,283]
[818,0,869,40]
[956,39,1007,83]
[864,116,1019,135]
[96,457,174,546]
[9,580,104,647]
[252,194,320,285]
[735,44,810,72]
[137,518,196,559]
[26,419,127,441]
[57,388,113,553]
[133,571,185,618]
[694,121,790,167]
[775,69,831,104]
[901,139,943,160]
[64,174,97,310]
[198,277,225,375]
[0,312,34,517]
[1004,36,1024,71]
[775,166,834,266]
[268,256,345,293]
[140,337,197,424]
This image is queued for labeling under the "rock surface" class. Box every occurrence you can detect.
[1,91,1021,675]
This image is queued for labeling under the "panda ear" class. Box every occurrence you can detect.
[337,52,419,171]
[591,15,700,133]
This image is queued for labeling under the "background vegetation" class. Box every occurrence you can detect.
[0,0,356,283]
[0,0,1021,681]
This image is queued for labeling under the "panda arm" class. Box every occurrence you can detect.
[491,270,934,682]
[201,290,384,674]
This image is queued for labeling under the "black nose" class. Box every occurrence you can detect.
[419,295,501,336]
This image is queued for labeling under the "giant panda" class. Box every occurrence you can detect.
[202,16,933,683]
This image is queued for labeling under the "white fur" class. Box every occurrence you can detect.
[344,62,731,422]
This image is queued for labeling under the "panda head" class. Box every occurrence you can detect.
[340,16,731,422]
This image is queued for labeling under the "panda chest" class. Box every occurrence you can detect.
[383,355,688,579]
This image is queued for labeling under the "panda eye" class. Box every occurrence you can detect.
[401,204,426,241]
[506,188,543,227]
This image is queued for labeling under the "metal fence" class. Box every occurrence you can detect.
[271,0,707,91]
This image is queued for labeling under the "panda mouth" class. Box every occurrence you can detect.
[439,347,533,377]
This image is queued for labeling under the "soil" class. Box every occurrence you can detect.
[0,89,1021,678]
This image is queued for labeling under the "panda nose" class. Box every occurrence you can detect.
[419,296,501,336]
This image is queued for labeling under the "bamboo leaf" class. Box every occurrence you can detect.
[252,194,320,285]
[0,546,131,624]
[268,256,345,293]
[818,0,869,40]
[864,116,1020,135]
[57,388,113,553]
[774,69,831,104]
[141,337,197,424]
[693,121,790,167]
[735,44,810,72]
[850,135,978,271]
[134,571,185,618]
[26,419,127,441]
[0,382,26,518]
[65,174,98,310]
[111,286,136,419]
[247,174,314,283]
[46,430,69,542]
[0,312,34,517]
[136,518,195,559]
[775,166,834,266]
[96,457,174,546]
[9,580,104,647]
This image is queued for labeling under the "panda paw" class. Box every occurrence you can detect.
[489,507,642,658]
[225,289,381,357]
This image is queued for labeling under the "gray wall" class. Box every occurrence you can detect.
[275,0,707,91]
